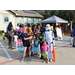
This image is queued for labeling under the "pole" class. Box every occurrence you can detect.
[70,21,73,31]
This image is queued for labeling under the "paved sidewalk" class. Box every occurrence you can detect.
[0,36,75,65]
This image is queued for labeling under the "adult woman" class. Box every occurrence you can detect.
[32,25,36,36]
[21,26,32,62]
[7,22,14,50]
[36,24,41,34]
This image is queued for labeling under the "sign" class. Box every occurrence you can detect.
[56,28,63,40]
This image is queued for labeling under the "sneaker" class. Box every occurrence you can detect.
[47,61,49,64]
[50,59,52,62]
[29,57,31,60]
[20,59,24,62]
[43,61,45,63]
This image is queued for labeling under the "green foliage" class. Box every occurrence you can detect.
[35,10,75,26]
[0,30,3,35]
[69,29,73,34]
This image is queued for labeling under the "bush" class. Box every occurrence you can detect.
[0,30,3,35]
[69,29,73,34]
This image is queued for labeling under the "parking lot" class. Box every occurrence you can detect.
[0,36,75,65]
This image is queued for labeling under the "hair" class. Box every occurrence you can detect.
[71,34,73,37]
[17,24,19,26]
[32,25,36,31]
[27,23,31,27]
[2,30,4,33]
[20,25,22,28]
[35,33,39,38]
[37,23,40,29]
[8,22,13,31]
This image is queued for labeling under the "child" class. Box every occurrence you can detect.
[70,34,73,45]
[2,30,5,43]
[18,32,21,47]
[20,26,32,62]
[41,41,49,64]
[13,32,18,49]
[32,34,41,57]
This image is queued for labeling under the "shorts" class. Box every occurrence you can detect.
[43,52,48,59]
[24,44,30,47]
[3,37,5,40]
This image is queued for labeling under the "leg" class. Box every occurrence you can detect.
[10,34,13,49]
[16,41,17,48]
[23,47,27,59]
[28,46,31,58]
[21,47,27,62]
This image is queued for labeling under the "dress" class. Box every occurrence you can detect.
[21,32,30,47]
[32,38,41,54]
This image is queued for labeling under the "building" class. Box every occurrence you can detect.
[0,10,43,32]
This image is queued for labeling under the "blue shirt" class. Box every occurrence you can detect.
[21,32,29,46]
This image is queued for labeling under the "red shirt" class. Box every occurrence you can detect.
[59,26,61,29]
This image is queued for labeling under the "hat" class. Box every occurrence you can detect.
[46,24,51,31]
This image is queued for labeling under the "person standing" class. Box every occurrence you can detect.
[2,30,5,43]
[36,24,41,34]
[13,32,18,49]
[7,22,14,50]
[20,26,32,62]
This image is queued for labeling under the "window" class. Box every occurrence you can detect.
[31,18,34,27]
[36,18,39,23]
[17,17,22,25]
[24,18,28,25]
[4,16,9,22]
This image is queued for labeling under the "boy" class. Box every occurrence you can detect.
[2,30,5,43]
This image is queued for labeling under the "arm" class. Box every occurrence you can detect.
[36,40,40,47]
[34,40,37,47]
[24,36,32,40]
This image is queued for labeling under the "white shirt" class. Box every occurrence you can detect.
[14,35,18,42]
[16,26,19,30]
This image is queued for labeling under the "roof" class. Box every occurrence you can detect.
[9,10,43,18]
[40,15,68,23]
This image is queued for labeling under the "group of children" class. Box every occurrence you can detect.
[2,23,55,64]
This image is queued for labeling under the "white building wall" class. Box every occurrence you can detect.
[0,10,16,32]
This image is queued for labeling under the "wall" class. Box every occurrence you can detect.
[0,10,16,32]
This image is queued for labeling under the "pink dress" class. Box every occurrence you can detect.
[18,39,21,47]
[18,28,23,35]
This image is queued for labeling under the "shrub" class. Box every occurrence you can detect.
[69,29,73,34]
[0,30,3,35]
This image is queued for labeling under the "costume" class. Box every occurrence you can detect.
[32,38,41,54]
[43,24,55,61]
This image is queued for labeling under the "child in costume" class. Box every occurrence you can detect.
[32,34,41,57]
[43,24,55,62]
[41,41,49,64]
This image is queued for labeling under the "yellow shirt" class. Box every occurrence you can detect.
[51,26,53,31]
[55,27,58,30]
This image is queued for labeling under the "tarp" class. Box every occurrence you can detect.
[40,15,68,23]
[73,26,75,37]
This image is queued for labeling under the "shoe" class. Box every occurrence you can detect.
[29,57,31,60]
[20,59,24,62]
[47,61,49,64]
[50,59,52,62]
[43,61,45,63]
